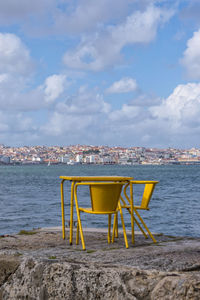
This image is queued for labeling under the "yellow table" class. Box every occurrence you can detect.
[60,176,133,244]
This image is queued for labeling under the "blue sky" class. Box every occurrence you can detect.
[0,0,200,148]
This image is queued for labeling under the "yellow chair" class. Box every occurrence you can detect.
[74,182,129,250]
[121,180,159,244]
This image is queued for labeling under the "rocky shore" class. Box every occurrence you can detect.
[0,228,200,299]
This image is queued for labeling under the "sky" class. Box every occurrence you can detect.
[0,0,200,148]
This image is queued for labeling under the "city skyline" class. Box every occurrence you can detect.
[1,143,200,165]
[0,1,200,148]
[0,142,200,151]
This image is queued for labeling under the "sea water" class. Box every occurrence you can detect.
[0,164,199,237]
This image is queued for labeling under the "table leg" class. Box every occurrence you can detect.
[108,214,111,244]
[130,182,134,244]
[60,179,65,240]
[70,181,75,245]
[115,213,118,238]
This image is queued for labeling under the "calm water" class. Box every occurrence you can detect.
[0,164,199,237]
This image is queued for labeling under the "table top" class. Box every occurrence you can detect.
[60,176,133,181]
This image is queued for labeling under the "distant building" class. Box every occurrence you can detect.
[76,154,83,163]
[32,157,43,162]
[0,156,10,164]
[89,155,95,163]
[60,154,71,163]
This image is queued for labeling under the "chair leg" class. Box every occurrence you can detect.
[118,204,129,249]
[133,216,148,239]
[121,187,148,240]
[70,181,75,245]
[108,214,111,244]
[74,190,86,250]
[134,209,157,243]
[112,213,116,243]
[113,213,118,238]
[76,221,79,245]
[112,213,119,239]
[121,205,148,240]
[130,209,134,245]
[76,209,86,250]
[122,204,148,239]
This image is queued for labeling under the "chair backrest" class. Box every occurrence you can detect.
[130,181,158,209]
[89,182,124,212]
[140,182,159,209]
[140,183,157,209]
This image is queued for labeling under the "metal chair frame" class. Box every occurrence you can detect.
[74,182,129,250]
[121,180,159,244]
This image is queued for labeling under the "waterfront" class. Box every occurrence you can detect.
[0,164,199,237]
[1,144,200,165]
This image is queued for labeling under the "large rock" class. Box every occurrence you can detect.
[0,256,20,286]
[0,255,20,300]
[0,228,200,299]
[1,257,200,300]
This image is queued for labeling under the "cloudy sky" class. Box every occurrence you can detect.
[0,0,200,148]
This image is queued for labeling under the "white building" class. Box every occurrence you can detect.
[32,157,42,162]
[89,155,95,163]
[60,154,71,163]
[76,154,83,163]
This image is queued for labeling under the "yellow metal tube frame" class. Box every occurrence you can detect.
[115,182,147,244]
[74,182,129,250]
[130,180,158,243]
[60,179,65,240]
[69,181,76,245]
[60,176,132,245]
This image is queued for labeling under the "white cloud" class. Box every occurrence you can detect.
[151,82,200,129]
[106,78,137,94]
[44,74,67,103]
[1,80,199,147]
[0,2,199,148]
[96,82,200,147]
[0,111,9,132]
[57,87,110,115]
[53,0,130,35]
[106,84,200,147]
[63,5,174,71]
[41,87,110,138]
[0,73,8,83]
[0,32,42,111]
[0,0,166,38]
[180,1,200,26]
[0,0,56,26]
[0,33,33,75]
[0,73,42,111]
[0,72,70,111]
[0,110,35,134]
[110,5,172,46]
[181,29,200,79]
[0,109,40,146]
[129,93,161,107]
[109,104,141,122]
[0,0,131,36]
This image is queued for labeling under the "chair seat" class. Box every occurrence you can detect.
[121,204,149,210]
[79,207,117,214]
[134,206,149,210]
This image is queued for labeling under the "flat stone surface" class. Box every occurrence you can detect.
[0,228,200,272]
